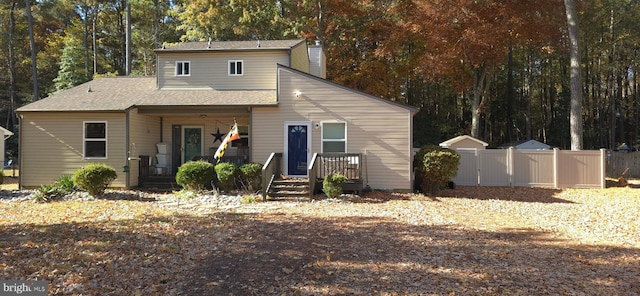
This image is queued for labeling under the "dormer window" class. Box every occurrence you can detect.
[176,61,190,76]
[228,60,243,76]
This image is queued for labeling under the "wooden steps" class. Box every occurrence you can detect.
[267,178,310,200]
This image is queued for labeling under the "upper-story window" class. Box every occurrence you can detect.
[176,61,190,76]
[84,121,107,159]
[228,60,243,76]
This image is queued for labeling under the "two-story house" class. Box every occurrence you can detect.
[16,39,417,192]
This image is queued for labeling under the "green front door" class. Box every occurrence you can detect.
[183,126,203,162]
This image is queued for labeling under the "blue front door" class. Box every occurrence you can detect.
[287,124,308,175]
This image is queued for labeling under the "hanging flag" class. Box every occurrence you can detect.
[214,123,240,162]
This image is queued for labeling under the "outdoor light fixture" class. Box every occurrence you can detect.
[294,91,302,98]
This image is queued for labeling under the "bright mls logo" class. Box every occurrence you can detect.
[1,281,47,296]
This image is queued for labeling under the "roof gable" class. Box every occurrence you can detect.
[0,126,13,137]
[499,139,551,150]
[276,64,419,114]
[439,135,489,148]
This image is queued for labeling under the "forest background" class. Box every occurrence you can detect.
[0,0,636,160]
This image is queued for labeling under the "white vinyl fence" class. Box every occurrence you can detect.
[453,148,606,188]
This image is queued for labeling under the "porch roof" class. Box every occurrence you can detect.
[16,77,277,112]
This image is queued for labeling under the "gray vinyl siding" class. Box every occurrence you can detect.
[252,67,414,191]
[290,42,310,73]
[157,51,289,90]
[128,108,162,187]
[19,112,127,188]
[308,45,326,78]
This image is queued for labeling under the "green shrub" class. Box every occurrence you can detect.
[239,162,263,192]
[323,173,347,198]
[173,189,199,200]
[55,175,76,192]
[215,162,239,192]
[241,194,260,204]
[0,170,3,185]
[175,160,216,191]
[32,175,77,202]
[73,163,117,197]
[415,145,460,195]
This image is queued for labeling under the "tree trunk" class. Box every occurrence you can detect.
[26,0,39,101]
[564,0,583,150]
[82,4,90,80]
[93,9,97,76]
[507,47,514,142]
[470,66,488,139]
[125,0,131,76]
[6,2,17,130]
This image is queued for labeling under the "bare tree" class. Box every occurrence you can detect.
[565,0,583,150]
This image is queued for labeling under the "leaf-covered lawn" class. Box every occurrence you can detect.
[1,185,639,295]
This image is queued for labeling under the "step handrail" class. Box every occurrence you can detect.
[308,153,320,198]
[261,152,283,200]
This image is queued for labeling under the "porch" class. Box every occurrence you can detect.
[262,152,364,199]
[137,154,249,189]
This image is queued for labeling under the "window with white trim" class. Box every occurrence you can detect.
[322,122,346,153]
[84,122,107,158]
[228,60,243,76]
[176,61,190,76]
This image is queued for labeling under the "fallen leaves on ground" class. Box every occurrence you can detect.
[1,185,639,295]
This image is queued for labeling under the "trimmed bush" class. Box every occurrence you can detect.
[239,162,263,192]
[414,145,460,195]
[323,173,347,198]
[175,160,216,191]
[73,163,117,197]
[215,162,239,192]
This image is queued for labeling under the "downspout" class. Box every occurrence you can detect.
[248,107,252,162]
[125,107,132,189]
[17,113,22,189]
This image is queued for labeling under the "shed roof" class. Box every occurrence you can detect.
[498,139,551,150]
[439,135,488,148]
[0,126,13,137]
[16,77,277,112]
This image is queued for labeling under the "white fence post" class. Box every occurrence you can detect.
[553,148,559,189]
[600,148,606,188]
[508,147,514,188]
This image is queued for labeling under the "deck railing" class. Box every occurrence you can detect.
[261,152,283,200]
[308,153,363,196]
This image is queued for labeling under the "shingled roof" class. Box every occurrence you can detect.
[16,77,277,112]
[157,39,306,52]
